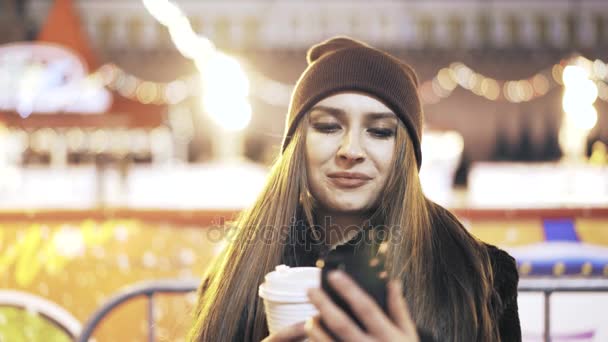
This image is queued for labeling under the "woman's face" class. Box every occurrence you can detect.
[305,92,398,213]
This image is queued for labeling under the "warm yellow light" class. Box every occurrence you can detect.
[465,73,479,91]
[432,77,452,98]
[98,64,118,86]
[451,63,472,87]
[559,61,601,162]
[164,80,188,104]
[502,82,512,102]
[116,75,138,97]
[436,68,457,91]
[519,80,534,101]
[201,52,252,131]
[593,59,607,79]
[532,74,549,95]
[201,52,249,98]
[30,128,57,153]
[562,89,597,114]
[562,80,598,106]
[136,81,159,104]
[564,106,598,131]
[562,93,577,114]
[552,64,564,84]
[582,79,598,104]
[143,0,216,63]
[169,17,198,58]
[481,78,500,100]
[90,129,109,153]
[442,131,464,158]
[561,64,599,133]
[66,128,85,151]
[142,0,184,27]
[471,76,484,96]
[505,82,522,103]
[203,97,252,131]
[562,65,589,84]
[110,130,131,156]
[169,19,215,61]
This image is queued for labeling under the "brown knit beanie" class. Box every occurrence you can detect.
[281,36,423,169]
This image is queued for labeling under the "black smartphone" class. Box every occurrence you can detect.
[319,245,388,337]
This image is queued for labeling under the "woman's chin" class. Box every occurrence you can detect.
[315,193,376,213]
[328,201,372,213]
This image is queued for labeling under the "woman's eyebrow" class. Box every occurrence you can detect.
[365,112,397,121]
[309,105,345,118]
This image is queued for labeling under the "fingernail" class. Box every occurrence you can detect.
[304,317,313,332]
[329,270,345,281]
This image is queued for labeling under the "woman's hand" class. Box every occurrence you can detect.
[305,270,419,342]
[261,321,307,342]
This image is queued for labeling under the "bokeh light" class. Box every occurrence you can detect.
[201,52,252,131]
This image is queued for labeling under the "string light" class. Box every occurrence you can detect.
[552,64,565,85]
[116,74,138,98]
[164,80,189,104]
[135,81,160,104]
[481,78,500,100]
[597,81,608,101]
[86,43,608,109]
[65,128,86,152]
[91,63,196,105]
[437,67,457,91]
[532,74,550,95]
[593,59,607,80]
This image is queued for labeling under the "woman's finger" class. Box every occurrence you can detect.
[307,287,369,341]
[388,280,416,333]
[326,270,395,338]
[305,316,333,342]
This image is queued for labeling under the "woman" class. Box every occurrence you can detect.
[189,37,521,342]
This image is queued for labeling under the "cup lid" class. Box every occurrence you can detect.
[258,265,320,302]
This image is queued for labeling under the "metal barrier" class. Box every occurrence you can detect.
[77,278,608,342]
[518,278,608,342]
[0,290,83,340]
[76,279,200,342]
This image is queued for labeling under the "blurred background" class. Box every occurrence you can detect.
[0,0,607,341]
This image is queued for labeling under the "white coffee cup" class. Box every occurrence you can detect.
[258,265,321,335]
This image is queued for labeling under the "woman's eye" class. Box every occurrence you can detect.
[313,123,341,133]
[368,128,395,138]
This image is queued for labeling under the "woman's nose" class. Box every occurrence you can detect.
[337,131,365,163]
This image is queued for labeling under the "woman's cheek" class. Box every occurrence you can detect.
[308,134,340,161]
[367,141,395,164]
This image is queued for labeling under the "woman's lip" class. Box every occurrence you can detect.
[328,177,369,188]
[327,172,372,180]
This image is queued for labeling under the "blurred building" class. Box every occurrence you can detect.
[1,2,608,341]
[18,1,607,176]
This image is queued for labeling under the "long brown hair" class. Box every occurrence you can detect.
[189,117,501,341]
